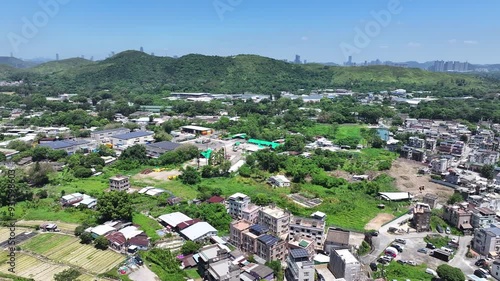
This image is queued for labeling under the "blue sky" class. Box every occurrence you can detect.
[1,0,499,63]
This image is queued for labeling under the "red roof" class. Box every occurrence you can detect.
[207,195,225,204]
[106,231,126,246]
[129,234,150,247]
[177,219,202,230]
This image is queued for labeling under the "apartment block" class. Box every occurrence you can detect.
[241,203,261,224]
[473,226,500,256]
[471,207,497,229]
[328,249,361,281]
[259,205,291,240]
[285,248,315,281]
[109,175,130,191]
[229,220,251,249]
[228,193,251,219]
[289,215,326,249]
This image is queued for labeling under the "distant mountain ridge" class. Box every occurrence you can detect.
[0,50,498,95]
[0,57,40,68]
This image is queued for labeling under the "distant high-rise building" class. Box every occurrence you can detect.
[345,55,353,66]
[140,46,144,52]
[294,54,301,64]
[56,53,59,61]
[10,52,13,58]
[151,52,154,56]
[304,60,307,64]
[90,56,94,61]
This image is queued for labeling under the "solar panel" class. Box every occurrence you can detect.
[250,224,269,235]
[290,248,309,259]
[257,234,278,245]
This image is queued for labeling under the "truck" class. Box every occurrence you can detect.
[432,249,451,262]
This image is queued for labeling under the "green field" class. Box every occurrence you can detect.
[372,262,433,281]
[132,213,162,242]
[21,233,125,274]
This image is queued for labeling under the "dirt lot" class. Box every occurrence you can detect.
[364,213,395,230]
[133,170,181,183]
[388,158,454,204]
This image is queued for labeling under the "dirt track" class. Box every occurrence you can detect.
[364,213,395,230]
[388,158,454,204]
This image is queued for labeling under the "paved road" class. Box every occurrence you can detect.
[361,213,476,275]
[128,265,160,281]
[0,232,37,248]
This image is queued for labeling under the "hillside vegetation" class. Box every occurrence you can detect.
[1,50,498,95]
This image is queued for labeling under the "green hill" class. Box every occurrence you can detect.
[0,57,37,68]
[2,50,498,95]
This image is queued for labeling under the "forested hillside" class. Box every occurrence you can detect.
[1,50,498,96]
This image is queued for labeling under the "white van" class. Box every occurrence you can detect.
[425,268,438,277]
[440,247,454,254]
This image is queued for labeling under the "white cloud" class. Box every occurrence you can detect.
[464,40,479,45]
[301,36,308,41]
[379,45,389,49]
[448,39,457,44]
[407,42,421,48]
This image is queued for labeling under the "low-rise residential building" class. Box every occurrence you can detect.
[228,193,251,219]
[412,203,431,232]
[423,193,439,209]
[324,227,350,255]
[443,203,473,233]
[471,207,497,229]
[197,244,232,279]
[255,234,287,262]
[110,131,154,149]
[259,205,291,239]
[206,259,240,281]
[491,260,500,280]
[268,175,291,187]
[473,226,500,256]
[157,212,192,229]
[328,249,361,281]
[289,215,326,250]
[243,264,275,281]
[285,248,315,281]
[60,192,84,206]
[229,220,251,249]
[180,221,217,242]
[91,127,130,143]
[241,204,261,224]
[145,141,182,158]
[469,149,500,167]
[408,136,425,149]
[109,175,130,191]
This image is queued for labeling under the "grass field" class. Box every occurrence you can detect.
[185,268,202,280]
[16,220,79,233]
[372,262,433,280]
[180,175,407,231]
[132,213,162,242]
[0,252,71,281]
[21,233,125,274]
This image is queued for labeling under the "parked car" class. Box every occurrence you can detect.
[436,225,444,233]
[445,226,451,234]
[426,243,436,249]
[407,261,417,266]
[135,256,144,266]
[395,238,406,244]
[370,262,378,271]
[476,259,487,266]
[371,231,379,237]
[377,258,388,264]
[391,244,404,252]
[474,269,488,278]
[417,248,428,254]
[397,259,407,264]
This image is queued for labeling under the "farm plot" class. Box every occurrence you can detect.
[0,253,70,281]
[21,233,125,274]
[16,220,79,233]
[0,227,33,242]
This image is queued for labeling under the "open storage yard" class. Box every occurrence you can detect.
[20,233,125,274]
[389,158,454,202]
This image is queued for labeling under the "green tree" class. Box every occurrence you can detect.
[181,241,201,255]
[447,193,464,205]
[54,268,81,281]
[119,144,148,164]
[436,264,465,281]
[73,167,93,178]
[0,152,6,162]
[179,166,201,185]
[79,232,93,244]
[480,164,495,180]
[265,260,284,281]
[36,189,48,199]
[74,225,86,237]
[94,235,109,250]
[97,192,133,221]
